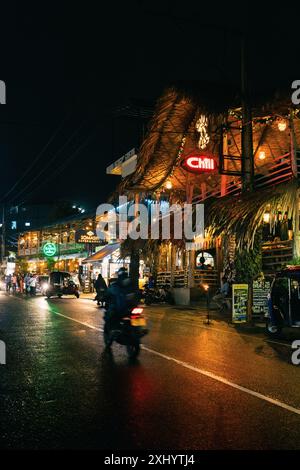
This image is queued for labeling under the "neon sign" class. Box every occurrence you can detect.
[182,155,216,174]
[43,242,57,257]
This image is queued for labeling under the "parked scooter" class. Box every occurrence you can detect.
[103,307,148,359]
[143,284,173,305]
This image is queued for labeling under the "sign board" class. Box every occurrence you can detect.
[43,242,57,257]
[75,230,102,244]
[232,284,248,323]
[83,278,91,293]
[181,154,216,174]
[253,280,271,317]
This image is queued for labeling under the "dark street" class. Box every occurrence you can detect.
[1,292,300,450]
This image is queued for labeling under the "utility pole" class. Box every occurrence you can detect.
[1,205,5,264]
[240,34,254,324]
[241,34,254,192]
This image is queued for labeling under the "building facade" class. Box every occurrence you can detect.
[107,86,300,305]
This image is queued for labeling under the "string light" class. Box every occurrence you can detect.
[195,115,210,150]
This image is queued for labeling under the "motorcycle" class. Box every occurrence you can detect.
[143,284,173,305]
[103,307,148,359]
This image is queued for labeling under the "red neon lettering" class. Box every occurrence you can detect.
[186,157,215,170]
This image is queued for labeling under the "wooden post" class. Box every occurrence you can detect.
[241,34,254,193]
[188,249,195,288]
[221,130,228,197]
[290,110,298,178]
[130,193,140,292]
[170,243,176,287]
[293,189,300,260]
[186,176,195,291]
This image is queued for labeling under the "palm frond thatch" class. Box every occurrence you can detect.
[206,179,299,250]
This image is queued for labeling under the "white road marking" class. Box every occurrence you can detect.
[141,346,300,416]
[2,293,291,348]
[50,310,103,331]
[47,307,300,417]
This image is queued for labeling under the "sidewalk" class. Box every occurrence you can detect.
[147,301,266,332]
[79,292,96,300]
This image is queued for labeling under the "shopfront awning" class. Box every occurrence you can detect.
[82,243,120,264]
[53,252,87,261]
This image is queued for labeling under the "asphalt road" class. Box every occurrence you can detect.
[1,291,300,450]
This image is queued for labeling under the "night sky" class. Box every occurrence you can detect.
[1,1,300,210]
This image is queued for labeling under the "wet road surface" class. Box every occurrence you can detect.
[1,291,300,449]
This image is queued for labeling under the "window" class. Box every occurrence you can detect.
[196,252,215,268]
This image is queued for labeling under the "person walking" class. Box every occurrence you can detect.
[29,274,37,296]
[12,273,17,294]
[24,273,31,296]
[5,274,12,293]
[94,273,107,306]
[18,273,24,294]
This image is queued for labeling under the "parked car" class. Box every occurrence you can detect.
[46,271,80,299]
[266,266,300,336]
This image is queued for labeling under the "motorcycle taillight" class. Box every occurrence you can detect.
[131,307,144,318]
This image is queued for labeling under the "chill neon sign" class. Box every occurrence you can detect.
[182,155,216,174]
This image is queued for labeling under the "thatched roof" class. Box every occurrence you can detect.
[118,84,300,201]
[206,179,299,249]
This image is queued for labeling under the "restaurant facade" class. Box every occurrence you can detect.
[17,213,101,279]
[109,86,300,307]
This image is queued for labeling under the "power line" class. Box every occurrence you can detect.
[8,121,87,203]
[17,129,97,205]
[0,113,70,202]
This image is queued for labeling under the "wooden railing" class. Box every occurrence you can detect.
[156,269,219,290]
[262,240,293,274]
[192,152,294,205]
[194,270,219,289]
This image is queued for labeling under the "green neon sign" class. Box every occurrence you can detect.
[43,242,57,257]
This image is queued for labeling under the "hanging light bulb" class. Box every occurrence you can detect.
[263,212,270,223]
[278,119,287,132]
[165,180,172,190]
[258,151,266,160]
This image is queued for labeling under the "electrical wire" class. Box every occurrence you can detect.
[17,129,97,205]
[8,121,87,203]
[0,113,71,201]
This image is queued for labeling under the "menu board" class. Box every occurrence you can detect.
[252,280,271,317]
[232,284,249,323]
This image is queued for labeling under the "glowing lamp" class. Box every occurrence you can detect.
[263,212,270,224]
[278,119,287,132]
[258,151,266,160]
[165,180,173,189]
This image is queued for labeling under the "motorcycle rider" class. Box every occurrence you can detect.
[103,268,138,347]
